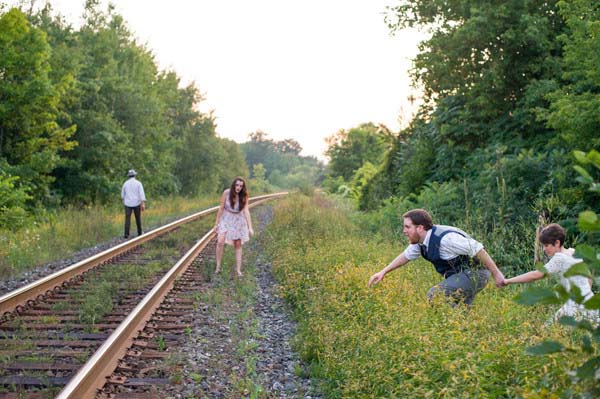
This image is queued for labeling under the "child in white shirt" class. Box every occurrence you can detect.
[504,223,598,323]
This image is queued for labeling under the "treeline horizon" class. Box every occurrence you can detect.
[0,1,324,230]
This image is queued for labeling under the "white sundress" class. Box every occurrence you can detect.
[544,250,600,323]
[217,190,250,245]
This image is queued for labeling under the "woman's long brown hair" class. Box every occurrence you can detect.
[229,177,248,211]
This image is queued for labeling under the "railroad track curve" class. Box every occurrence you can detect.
[0,192,287,399]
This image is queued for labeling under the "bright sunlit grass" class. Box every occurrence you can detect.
[0,195,218,280]
[262,194,595,398]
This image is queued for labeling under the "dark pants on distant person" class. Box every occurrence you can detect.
[124,205,142,238]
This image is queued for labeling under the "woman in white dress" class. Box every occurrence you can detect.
[214,177,254,277]
[504,223,599,323]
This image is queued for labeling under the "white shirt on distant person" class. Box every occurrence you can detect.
[121,178,146,207]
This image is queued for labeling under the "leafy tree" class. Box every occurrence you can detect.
[387,1,563,121]
[0,162,31,229]
[349,161,378,201]
[215,138,249,191]
[243,131,276,172]
[360,116,435,209]
[243,131,299,178]
[0,1,252,222]
[249,163,271,194]
[49,1,182,202]
[0,7,76,205]
[241,131,324,189]
[544,0,600,151]
[325,123,392,182]
[175,115,218,196]
[274,138,302,155]
[360,1,586,221]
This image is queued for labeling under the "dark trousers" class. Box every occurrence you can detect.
[124,205,142,238]
[427,269,490,306]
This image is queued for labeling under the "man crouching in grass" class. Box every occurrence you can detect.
[368,209,505,306]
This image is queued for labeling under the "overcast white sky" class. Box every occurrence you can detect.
[7,0,426,160]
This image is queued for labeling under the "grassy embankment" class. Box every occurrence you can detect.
[261,194,596,398]
[0,195,218,280]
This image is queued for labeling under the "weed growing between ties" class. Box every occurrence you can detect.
[195,248,268,397]
[261,194,595,398]
[60,221,214,332]
[0,195,218,280]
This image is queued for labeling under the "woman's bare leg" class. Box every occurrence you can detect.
[234,240,243,276]
[215,233,226,273]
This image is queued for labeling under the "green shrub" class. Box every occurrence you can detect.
[263,194,595,397]
[0,170,31,230]
[516,149,600,398]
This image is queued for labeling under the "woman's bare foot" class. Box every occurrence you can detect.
[236,271,243,277]
[215,267,220,274]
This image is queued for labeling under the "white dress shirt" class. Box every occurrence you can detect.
[121,178,146,207]
[403,225,484,261]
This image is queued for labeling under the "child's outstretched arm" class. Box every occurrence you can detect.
[505,270,545,285]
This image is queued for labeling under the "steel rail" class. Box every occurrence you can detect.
[0,192,287,317]
[56,195,280,399]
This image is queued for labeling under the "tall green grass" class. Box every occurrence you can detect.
[0,195,218,280]
[262,195,596,398]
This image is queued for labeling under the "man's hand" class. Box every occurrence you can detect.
[493,271,506,288]
[368,271,385,288]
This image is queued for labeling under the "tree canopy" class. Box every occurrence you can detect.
[0,2,251,218]
[241,131,324,190]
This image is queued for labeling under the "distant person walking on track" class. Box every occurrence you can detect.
[214,177,254,277]
[503,223,599,323]
[121,169,146,239]
[368,209,505,306]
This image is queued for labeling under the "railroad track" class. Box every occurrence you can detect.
[0,193,286,399]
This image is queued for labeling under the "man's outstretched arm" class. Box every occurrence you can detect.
[476,248,505,287]
[368,253,410,287]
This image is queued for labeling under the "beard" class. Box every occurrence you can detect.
[406,234,419,244]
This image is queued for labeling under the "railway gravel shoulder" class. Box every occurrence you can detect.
[159,206,322,399]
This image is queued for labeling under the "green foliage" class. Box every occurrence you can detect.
[0,3,252,213]
[525,341,565,356]
[545,0,600,151]
[515,286,565,306]
[241,131,324,190]
[357,181,461,240]
[325,123,392,182]
[359,122,435,210]
[357,0,599,287]
[387,0,563,120]
[263,195,595,397]
[0,194,216,279]
[0,7,76,206]
[248,163,271,194]
[174,109,248,196]
[347,161,378,202]
[364,0,567,203]
[0,166,31,229]
[321,175,347,196]
[517,149,600,393]
[50,2,179,202]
